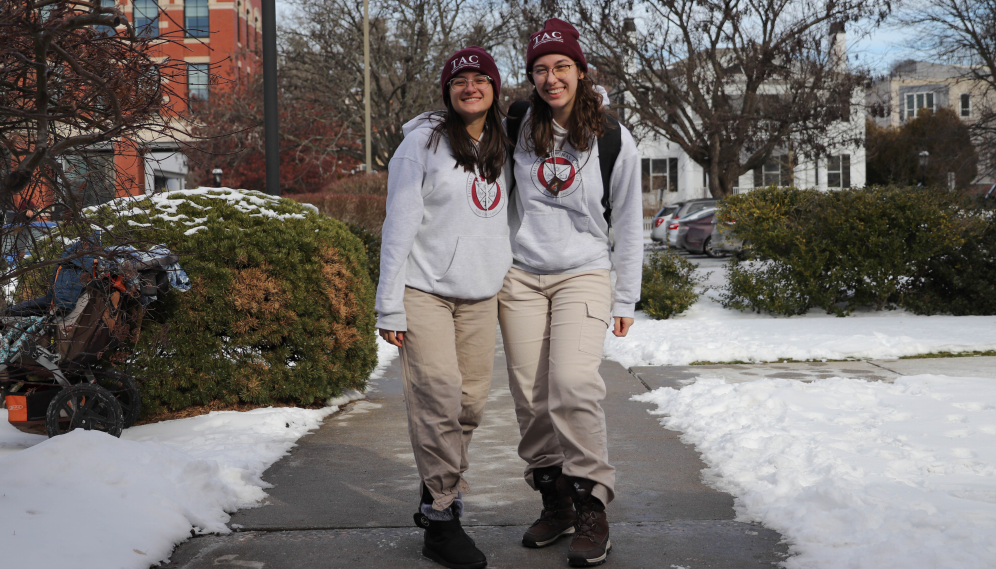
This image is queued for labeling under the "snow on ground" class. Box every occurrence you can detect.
[606,259,996,367]
[634,374,996,569]
[0,336,398,569]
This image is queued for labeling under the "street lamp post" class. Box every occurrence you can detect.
[262,0,280,195]
[212,168,223,188]
[363,0,371,175]
[918,150,929,187]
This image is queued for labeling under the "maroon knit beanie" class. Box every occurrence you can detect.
[440,46,501,101]
[526,18,587,82]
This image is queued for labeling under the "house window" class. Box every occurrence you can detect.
[961,94,971,118]
[236,2,241,43]
[641,158,680,199]
[753,155,791,187]
[904,92,934,121]
[827,154,851,188]
[185,0,209,38]
[133,0,159,38]
[64,153,117,207]
[187,63,209,106]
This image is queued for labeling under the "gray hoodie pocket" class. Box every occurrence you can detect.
[434,235,512,298]
[515,210,602,270]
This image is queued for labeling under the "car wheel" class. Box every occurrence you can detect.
[704,236,718,258]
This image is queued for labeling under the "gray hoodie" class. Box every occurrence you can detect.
[375,112,513,331]
[508,110,643,318]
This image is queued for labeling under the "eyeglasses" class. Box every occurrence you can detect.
[449,75,492,91]
[530,63,575,80]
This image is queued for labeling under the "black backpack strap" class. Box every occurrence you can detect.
[598,114,622,226]
[505,100,531,192]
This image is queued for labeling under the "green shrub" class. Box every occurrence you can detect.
[901,197,996,315]
[718,186,983,316]
[88,188,378,415]
[639,249,702,319]
[344,222,381,286]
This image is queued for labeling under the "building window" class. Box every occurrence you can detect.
[236,1,241,43]
[961,94,971,118]
[185,0,209,38]
[641,158,680,201]
[753,155,791,187]
[64,153,117,207]
[94,0,117,35]
[904,92,934,121]
[827,154,851,188]
[133,0,159,38]
[187,63,209,106]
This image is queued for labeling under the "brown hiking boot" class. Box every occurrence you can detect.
[567,477,611,567]
[522,466,576,548]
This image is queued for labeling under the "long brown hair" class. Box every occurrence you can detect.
[427,90,509,184]
[526,73,605,157]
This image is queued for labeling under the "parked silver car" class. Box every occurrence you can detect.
[649,204,680,243]
[710,216,744,256]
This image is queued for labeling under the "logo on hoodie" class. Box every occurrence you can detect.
[531,150,580,198]
[532,31,564,48]
[451,55,480,73]
[467,174,504,218]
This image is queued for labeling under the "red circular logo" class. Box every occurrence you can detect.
[467,174,504,218]
[530,151,581,198]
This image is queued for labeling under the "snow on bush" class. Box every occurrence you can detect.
[86,188,377,416]
[634,374,996,569]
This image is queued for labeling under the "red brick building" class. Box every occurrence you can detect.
[98,0,262,201]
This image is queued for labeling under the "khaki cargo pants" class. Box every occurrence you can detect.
[498,267,615,506]
[399,286,497,511]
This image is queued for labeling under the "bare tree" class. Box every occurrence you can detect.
[560,0,889,197]
[899,0,996,181]
[186,69,363,194]
[279,0,516,169]
[0,0,189,284]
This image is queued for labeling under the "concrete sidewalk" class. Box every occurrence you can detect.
[163,336,993,569]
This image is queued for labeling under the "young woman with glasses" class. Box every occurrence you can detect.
[375,46,511,569]
[500,19,643,568]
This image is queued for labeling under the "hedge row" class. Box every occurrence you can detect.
[78,189,379,415]
[717,186,994,316]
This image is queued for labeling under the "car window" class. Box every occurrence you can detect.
[655,205,680,218]
[684,208,716,222]
[676,200,717,217]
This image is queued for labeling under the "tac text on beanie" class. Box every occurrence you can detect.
[525,18,587,82]
[440,46,502,101]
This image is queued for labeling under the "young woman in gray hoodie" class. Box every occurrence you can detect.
[375,47,511,569]
[500,19,643,568]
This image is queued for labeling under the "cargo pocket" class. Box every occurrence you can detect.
[578,301,610,356]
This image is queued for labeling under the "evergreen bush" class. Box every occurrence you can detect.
[902,197,996,315]
[639,249,702,319]
[718,186,984,316]
[86,188,378,415]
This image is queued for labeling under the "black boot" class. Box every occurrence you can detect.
[522,466,575,548]
[566,477,611,567]
[413,484,487,569]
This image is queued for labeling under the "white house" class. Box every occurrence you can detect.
[633,25,866,208]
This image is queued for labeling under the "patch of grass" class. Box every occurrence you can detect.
[686,351,996,366]
[688,357,861,366]
[897,350,996,359]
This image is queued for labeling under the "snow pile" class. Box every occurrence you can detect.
[605,291,996,367]
[93,187,318,230]
[0,336,397,569]
[634,374,996,569]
